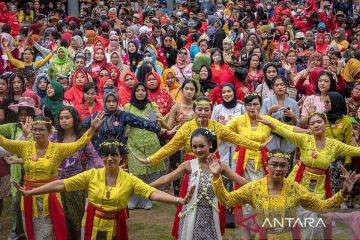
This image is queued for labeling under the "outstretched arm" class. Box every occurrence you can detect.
[150,161,189,188]
[208,155,253,207]
[150,187,195,205]
[14,180,66,197]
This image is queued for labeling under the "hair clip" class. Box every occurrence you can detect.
[32,120,52,126]
[267,152,291,160]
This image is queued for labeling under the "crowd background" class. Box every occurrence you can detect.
[1,0,360,239]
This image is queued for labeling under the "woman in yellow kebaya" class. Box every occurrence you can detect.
[1,113,105,240]
[258,112,360,239]
[210,148,359,240]
[15,139,194,240]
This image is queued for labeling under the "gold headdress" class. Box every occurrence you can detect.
[32,120,52,126]
[267,152,291,160]
[308,111,327,119]
[194,100,212,106]
[245,92,261,98]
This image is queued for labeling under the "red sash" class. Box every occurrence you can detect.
[84,202,128,240]
[23,179,67,240]
[234,147,267,225]
[171,153,225,239]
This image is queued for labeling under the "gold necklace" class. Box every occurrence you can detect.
[105,185,113,200]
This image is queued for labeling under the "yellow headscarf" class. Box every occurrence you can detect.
[342,58,360,83]
[161,68,182,102]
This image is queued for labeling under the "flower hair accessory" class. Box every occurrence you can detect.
[308,111,327,119]
[204,128,216,138]
[99,141,124,148]
[267,152,291,160]
[245,92,261,98]
[32,120,52,126]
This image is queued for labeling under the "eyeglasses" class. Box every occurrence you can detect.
[32,128,47,133]
[268,163,288,169]
[179,51,187,55]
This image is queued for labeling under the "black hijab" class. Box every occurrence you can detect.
[221,83,238,109]
[128,41,143,72]
[199,65,217,94]
[130,82,150,110]
[136,64,152,83]
[327,92,347,124]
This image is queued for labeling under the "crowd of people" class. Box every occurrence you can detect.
[1,0,360,239]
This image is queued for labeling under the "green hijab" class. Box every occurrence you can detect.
[192,56,211,74]
[41,81,64,121]
[55,47,70,65]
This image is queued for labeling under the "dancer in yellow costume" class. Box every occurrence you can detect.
[15,139,194,240]
[209,149,359,240]
[135,96,261,165]
[1,113,104,240]
[258,112,360,239]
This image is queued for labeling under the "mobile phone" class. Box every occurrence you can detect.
[146,108,158,122]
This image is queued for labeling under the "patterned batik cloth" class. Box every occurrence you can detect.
[179,170,218,240]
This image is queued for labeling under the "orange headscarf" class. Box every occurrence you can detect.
[160,68,182,102]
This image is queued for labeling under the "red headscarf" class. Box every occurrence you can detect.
[88,48,110,83]
[118,72,138,106]
[315,33,329,54]
[98,76,113,96]
[184,33,193,49]
[146,72,162,101]
[108,65,121,87]
[0,3,14,24]
[65,69,89,105]
[209,71,244,104]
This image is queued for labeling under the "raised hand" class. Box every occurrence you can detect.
[269,104,279,114]
[63,100,74,107]
[306,61,316,73]
[119,163,128,172]
[21,116,32,138]
[168,125,180,135]
[12,181,29,197]
[340,165,359,196]
[181,185,195,205]
[207,154,222,178]
[2,38,9,48]
[255,112,274,128]
[260,135,273,148]
[3,156,23,165]
[304,97,316,114]
[130,152,149,164]
[282,60,291,72]
[90,111,105,131]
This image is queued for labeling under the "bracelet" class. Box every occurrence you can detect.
[176,197,180,205]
